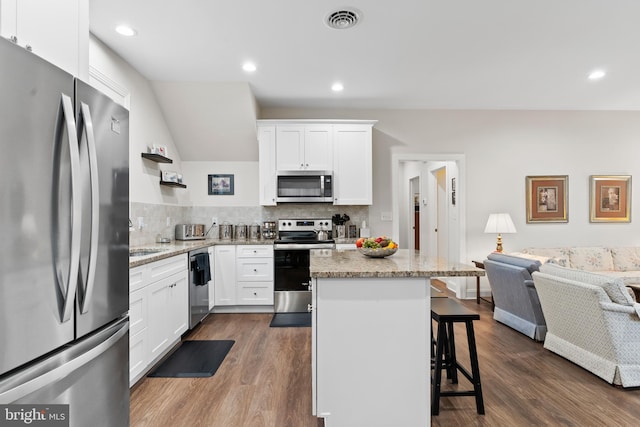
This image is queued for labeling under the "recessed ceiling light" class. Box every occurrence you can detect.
[588,69,606,80]
[242,62,257,72]
[115,25,137,37]
[331,82,344,92]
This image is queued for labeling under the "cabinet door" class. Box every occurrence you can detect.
[333,125,373,205]
[0,0,84,77]
[276,126,304,170]
[147,278,170,360]
[129,329,146,386]
[167,271,188,340]
[208,247,215,310]
[304,125,333,171]
[129,287,147,385]
[214,245,237,305]
[258,126,277,205]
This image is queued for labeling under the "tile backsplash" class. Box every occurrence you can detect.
[130,202,369,246]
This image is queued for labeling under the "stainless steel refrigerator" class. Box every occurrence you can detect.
[0,37,130,426]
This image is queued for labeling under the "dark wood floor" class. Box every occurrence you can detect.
[130,284,640,427]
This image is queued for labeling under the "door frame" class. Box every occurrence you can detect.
[392,153,467,298]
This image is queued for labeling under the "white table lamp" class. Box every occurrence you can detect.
[484,213,516,253]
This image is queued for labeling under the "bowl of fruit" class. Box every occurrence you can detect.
[356,236,398,258]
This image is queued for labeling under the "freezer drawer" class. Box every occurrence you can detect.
[0,318,130,427]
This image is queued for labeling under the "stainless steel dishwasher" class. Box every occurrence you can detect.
[188,247,211,329]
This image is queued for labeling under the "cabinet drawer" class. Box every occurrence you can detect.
[149,254,188,283]
[237,283,274,305]
[236,245,273,258]
[237,258,274,281]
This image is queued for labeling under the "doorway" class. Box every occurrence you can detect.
[409,176,420,250]
[392,154,466,297]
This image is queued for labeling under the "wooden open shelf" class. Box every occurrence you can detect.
[141,153,173,163]
[160,181,187,188]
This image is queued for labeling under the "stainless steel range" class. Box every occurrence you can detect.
[274,218,335,312]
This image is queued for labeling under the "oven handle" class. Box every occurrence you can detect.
[274,243,335,250]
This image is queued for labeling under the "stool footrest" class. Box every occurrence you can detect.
[440,390,478,397]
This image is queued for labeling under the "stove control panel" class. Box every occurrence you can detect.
[278,218,332,231]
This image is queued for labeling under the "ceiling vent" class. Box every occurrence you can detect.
[325,8,362,30]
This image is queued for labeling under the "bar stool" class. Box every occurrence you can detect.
[431,298,484,415]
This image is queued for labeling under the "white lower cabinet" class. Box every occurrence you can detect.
[236,245,274,305]
[128,287,147,383]
[214,244,274,308]
[214,245,237,306]
[128,253,188,386]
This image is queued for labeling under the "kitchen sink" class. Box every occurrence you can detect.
[129,248,166,257]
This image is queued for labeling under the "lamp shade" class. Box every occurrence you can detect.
[484,213,516,234]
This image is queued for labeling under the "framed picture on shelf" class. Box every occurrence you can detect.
[208,174,234,195]
[590,175,631,222]
[526,175,568,223]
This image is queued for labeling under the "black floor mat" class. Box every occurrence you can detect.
[147,340,234,378]
[270,312,311,327]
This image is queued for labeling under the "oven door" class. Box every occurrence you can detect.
[274,248,311,313]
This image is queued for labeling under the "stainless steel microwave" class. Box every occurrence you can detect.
[276,171,333,203]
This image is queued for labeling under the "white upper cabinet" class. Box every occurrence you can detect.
[275,125,332,171]
[257,120,376,206]
[333,124,373,205]
[303,126,333,171]
[0,0,89,78]
[258,126,277,206]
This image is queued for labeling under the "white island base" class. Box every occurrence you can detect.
[312,276,430,427]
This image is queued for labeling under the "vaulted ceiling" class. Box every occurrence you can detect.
[89,0,640,160]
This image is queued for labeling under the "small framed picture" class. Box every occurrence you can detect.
[590,175,631,223]
[208,174,234,195]
[526,175,568,223]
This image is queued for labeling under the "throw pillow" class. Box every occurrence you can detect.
[568,247,614,271]
[610,247,640,271]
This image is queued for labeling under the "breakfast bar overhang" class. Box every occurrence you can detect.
[310,249,484,427]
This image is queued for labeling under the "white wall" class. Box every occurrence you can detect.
[89,35,187,206]
[261,107,640,264]
[181,161,259,206]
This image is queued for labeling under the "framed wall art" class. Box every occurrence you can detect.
[590,175,631,223]
[526,175,568,223]
[208,174,234,195]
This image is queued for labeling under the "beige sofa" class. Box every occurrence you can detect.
[532,263,640,387]
[519,247,640,294]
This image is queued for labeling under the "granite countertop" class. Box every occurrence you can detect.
[129,238,274,268]
[310,249,485,279]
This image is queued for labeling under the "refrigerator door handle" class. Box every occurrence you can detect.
[59,93,81,323]
[78,102,100,314]
[0,319,128,403]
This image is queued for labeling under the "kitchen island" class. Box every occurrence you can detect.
[310,249,484,427]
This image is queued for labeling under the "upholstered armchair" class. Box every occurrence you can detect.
[483,253,547,341]
[533,263,640,388]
